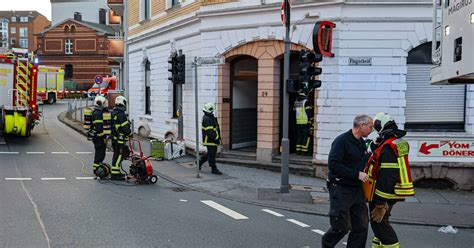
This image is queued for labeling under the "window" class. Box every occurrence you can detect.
[20,16,28,22]
[11,16,16,22]
[99,8,107,25]
[145,60,151,115]
[19,27,28,37]
[65,39,73,54]
[172,0,179,6]
[11,27,16,34]
[19,38,28,48]
[141,0,151,21]
[64,64,73,79]
[11,38,16,45]
[405,43,466,131]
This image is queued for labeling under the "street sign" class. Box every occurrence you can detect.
[197,57,225,66]
[281,0,290,26]
[418,140,474,157]
[94,75,103,84]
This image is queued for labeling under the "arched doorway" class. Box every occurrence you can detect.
[230,56,258,150]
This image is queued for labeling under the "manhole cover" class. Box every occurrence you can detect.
[170,187,191,192]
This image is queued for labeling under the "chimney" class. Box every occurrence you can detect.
[74,12,82,22]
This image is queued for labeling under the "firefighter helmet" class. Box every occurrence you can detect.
[373,112,395,133]
[115,96,127,107]
[202,102,215,114]
[94,95,106,107]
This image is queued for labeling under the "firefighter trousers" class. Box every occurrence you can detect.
[199,146,218,171]
[296,124,310,154]
[111,142,125,176]
[92,137,106,170]
[322,182,368,248]
[369,202,399,247]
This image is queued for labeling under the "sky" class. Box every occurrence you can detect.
[0,0,52,20]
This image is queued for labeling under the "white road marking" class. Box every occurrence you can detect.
[201,200,249,220]
[76,152,93,154]
[343,242,347,245]
[0,152,19,154]
[27,152,45,154]
[51,152,69,154]
[179,199,188,202]
[262,209,285,217]
[312,229,326,235]
[76,177,96,180]
[5,178,32,181]
[41,178,66,181]
[286,219,310,228]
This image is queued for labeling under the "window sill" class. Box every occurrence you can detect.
[166,3,181,11]
[139,19,151,25]
[139,114,153,121]
[166,118,178,124]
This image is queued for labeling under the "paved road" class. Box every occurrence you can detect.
[0,101,472,248]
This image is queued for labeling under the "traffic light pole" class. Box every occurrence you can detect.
[193,57,200,178]
[280,0,290,194]
[178,49,184,139]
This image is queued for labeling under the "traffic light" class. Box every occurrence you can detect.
[299,49,322,93]
[168,53,177,84]
[176,54,185,84]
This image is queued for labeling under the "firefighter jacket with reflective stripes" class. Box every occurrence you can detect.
[202,113,221,146]
[90,107,105,138]
[111,106,131,144]
[366,136,415,204]
[294,99,314,125]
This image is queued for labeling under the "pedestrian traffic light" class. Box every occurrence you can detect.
[299,49,322,93]
[176,54,185,84]
[168,53,177,84]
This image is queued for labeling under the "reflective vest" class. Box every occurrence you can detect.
[112,110,130,144]
[295,99,309,125]
[367,137,415,200]
[90,108,105,138]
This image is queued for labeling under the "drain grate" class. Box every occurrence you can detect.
[170,187,191,192]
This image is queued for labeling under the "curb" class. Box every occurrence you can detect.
[57,111,474,229]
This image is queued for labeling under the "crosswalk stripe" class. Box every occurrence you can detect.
[76,152,93,154]
[41,178,66,181]
[51,152,69,154]
[286,219,310,227]
[262,209,285,217]
[311,229,326,235]
[5,178,32,181]
[201,200,249,220]
[75,177,96,180]
[0,152,19,154]
[27,152,45,154]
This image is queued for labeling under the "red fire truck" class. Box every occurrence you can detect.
[0,52,40,137]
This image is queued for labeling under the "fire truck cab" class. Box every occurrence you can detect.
[431,0,474,84]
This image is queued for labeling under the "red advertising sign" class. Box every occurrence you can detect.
[418,140,474,157]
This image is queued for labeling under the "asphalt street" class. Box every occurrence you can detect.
[0,100,472,248]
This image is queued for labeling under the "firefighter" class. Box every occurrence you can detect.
[110,96,132,180]
[90,95,107,175]
[198,102,222,175]
[366,112,415,248]
[294,92,314,155]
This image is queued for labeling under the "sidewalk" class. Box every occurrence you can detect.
[59,110,474,229]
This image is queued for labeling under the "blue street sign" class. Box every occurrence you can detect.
[94,75,103,84]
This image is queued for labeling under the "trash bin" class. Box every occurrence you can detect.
[150,139,165,160]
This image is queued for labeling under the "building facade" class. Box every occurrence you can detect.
[36,17,119,90]
[125,0,474,189]
[0,11,50,52]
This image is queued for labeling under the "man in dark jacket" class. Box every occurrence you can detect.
[111,96,132,180]
[199,102,222,175]
[322,114,373,248]
[90,96,107,175]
